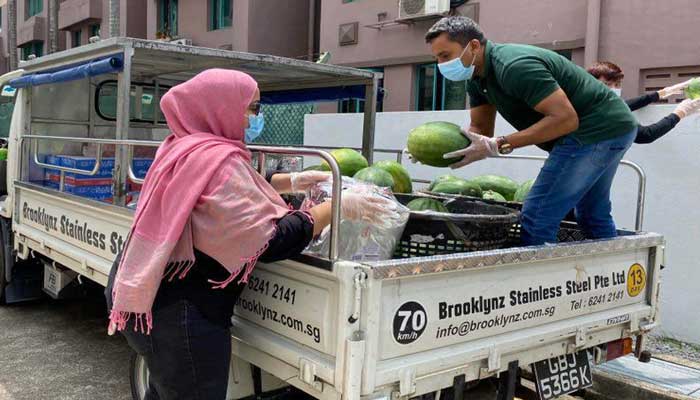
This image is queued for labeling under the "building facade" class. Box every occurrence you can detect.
[144,0,316,60]
[321,0,700,112]
[0,0,148,73]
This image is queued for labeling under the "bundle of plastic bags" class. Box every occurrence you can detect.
[303,178,409,262]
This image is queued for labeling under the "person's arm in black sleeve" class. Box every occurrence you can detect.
[634,114,681,144]
[258,212,314,263]
[626,92,660,112]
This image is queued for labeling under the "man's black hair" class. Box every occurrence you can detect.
[425,16,487,46]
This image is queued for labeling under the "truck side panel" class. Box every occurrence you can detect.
[378,248,651,359]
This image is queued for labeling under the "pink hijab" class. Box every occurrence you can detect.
[109,69,290,334]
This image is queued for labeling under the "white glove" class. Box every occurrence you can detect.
[659,78,696,99]
[290,171,330,193]
[338,192,399,225]
[442,130,499,169]
[673,98,700,119]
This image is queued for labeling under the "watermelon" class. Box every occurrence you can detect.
[686,78,700,100]
[513,179,535,203]
[373,160,413,193]
[353,167,395,189]
[303,164,327,172]
[320,148,369,177]
[406,198,448,213]
[482,190,506,202]
[428,174,461,191]
[407,121,470,167]
[469,175,519,201]
[431,180,482,198]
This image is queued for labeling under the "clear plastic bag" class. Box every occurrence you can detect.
[304,178,409,262]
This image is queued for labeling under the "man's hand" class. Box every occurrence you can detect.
[443,130,499,169]
[659,78,696,99]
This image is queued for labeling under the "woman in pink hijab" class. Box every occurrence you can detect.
[106,69,392,399]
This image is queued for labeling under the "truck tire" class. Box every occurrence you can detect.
[0,222,6,304]
[130,352,150,400]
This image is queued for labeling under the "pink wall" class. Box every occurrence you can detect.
[320,0,587,68]
[383,64,413,111]
[597,0,700,96]
[248,0,310,58]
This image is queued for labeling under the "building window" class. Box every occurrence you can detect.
[339,67,384,113]
[26,0,42,18]
[415,63,467,111]
[157,0,178,38]
[209,0,232,31]
[72,30,82,48]
[90,24,101,38]
[21,42,43,60]
[0,7,3,32]
[342,0,356,3]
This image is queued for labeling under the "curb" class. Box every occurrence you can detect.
[588,368,694,400]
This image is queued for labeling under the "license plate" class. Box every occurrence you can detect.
[533,351,593,400]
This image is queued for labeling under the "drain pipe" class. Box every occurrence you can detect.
[308,0,316,61]
[584,0,601,67]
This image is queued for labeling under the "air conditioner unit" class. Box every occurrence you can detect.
[398,0,450,20]
[171,38,193,46]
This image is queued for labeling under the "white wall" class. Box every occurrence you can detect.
[304,107,700,344]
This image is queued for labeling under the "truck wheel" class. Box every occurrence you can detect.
[130,352,150,400]
[0,223,6,304]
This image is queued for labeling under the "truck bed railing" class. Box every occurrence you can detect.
[21,135,344,261]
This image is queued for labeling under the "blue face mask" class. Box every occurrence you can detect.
[245,113,264,143]
[438,45,477,82]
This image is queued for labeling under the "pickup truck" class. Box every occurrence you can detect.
[0,38,661,400]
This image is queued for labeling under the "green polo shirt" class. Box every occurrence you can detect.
[467,41,637,149]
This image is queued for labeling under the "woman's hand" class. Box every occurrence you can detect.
[309,192,400,235]
[289,171,331,193]
[659,78,696,99]
[673,98,700,119]
[338,192,399,225]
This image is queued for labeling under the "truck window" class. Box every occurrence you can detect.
[23,77,159,207]
[96,80,170,124]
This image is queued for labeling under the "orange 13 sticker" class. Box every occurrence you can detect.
[627,264,646,297]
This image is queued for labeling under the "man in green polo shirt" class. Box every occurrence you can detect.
[421,16,638,245]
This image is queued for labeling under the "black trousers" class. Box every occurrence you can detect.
[122,299,231,400]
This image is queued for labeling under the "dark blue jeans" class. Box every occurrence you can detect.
[521,129,637,245]
[122,300,231,400]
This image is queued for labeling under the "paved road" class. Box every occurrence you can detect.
[0,292,132,400]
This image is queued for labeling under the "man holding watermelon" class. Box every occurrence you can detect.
[420,16,639,246]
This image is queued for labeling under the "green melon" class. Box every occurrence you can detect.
[406,198,448,213]
[372,160,413,193]
[353,167,395,189]
[303,164,327,172]
[685,78,700,100]
[320,148,369,177]
[469,175,519,201]
[513,179,535,203]
[482,190,507,202]
[428,174,462,191]
[431,180,483,198]
[407,121,470,167]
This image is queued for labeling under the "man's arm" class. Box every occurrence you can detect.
[505,88,579,148]
[469,104,497,137]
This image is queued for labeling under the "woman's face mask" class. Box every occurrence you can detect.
[438,44,477,82]
[245,113,264,143]
[244,99,263,143]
